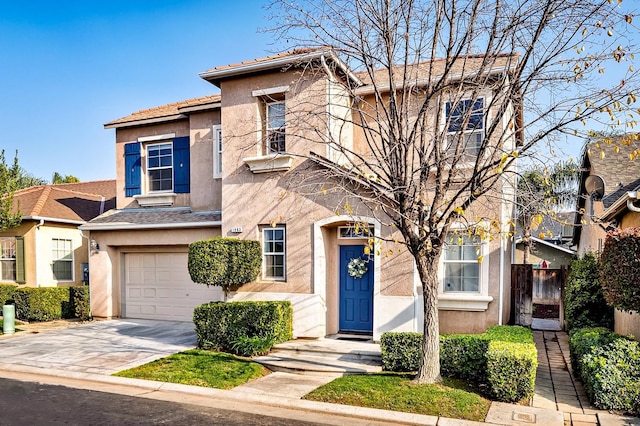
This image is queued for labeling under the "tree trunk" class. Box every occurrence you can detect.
[412,254,442,384]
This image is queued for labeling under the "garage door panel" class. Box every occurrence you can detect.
[124,252,222,321]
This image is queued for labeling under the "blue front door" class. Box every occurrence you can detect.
[339,245,373,333]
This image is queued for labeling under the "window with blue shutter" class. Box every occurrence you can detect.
[124,142,141,196]
[173,136,190,193]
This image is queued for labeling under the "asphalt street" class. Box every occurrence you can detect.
[0,378,323,426]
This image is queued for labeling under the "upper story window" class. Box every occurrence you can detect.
[52,238,73,281]
[262,226,286,281]
[124,136,190,198]
[442,234,483,293]
[147,143,173,192]
[0,237,16,281]
[213,125,222,178]
[445,98,484,158]
[266,101,286,154]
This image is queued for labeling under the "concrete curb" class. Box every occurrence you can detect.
[0,363,445,425]
[0,362,568,425]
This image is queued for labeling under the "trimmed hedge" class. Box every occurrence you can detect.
[380,331,422,372]
[564,252,613,333]
[193,301,292,356]
[381,326,537,402]
[0,283,16,306]
[599,227,640,312]
[188,238,261,290]
[13,286,90,322]
[570,327,640,414]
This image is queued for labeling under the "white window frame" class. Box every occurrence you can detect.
[338,225,374,239]
[0,237,16,281]
[444,97,485,160]
[437,226,493,311]
[266,101,286,154]
[213,125,222,178]
[262,226,286,281]
[52,238,73,282]
[442,234,484,293]
[146,142,174,193]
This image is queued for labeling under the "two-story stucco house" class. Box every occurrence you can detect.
[82,49,520,339]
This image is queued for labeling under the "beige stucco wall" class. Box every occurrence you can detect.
[577,197,606,255]
[0,221,87,288]
[114,113,222,212]
[87,226,220,318]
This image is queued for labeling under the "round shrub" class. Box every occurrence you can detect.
[599,227,640,313]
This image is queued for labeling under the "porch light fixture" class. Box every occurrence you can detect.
[90,238,100,252]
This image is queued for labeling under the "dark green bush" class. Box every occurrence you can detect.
[599,228,640,313]
[440,334,490,382]
[569,327,615,377]
[231,335,277,357]
[0,283,16,306]
[193,301,292,356]
[580,336,640,414]
[564,252,613,333]
[380,332,422,372]
[13,286,91,322]
[188,238,261,292]
[70,286,91,321]
[380,326,537,402]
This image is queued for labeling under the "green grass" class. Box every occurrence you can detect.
[114,349,269,389]
[304,373,491,422]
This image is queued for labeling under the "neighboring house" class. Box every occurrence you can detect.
[573,138,640,340]
[515,237,574,269]
[83,49,521,339]
[0,180,115,288]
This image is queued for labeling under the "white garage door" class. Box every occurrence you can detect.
[124,252,222,321]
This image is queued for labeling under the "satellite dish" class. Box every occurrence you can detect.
[585,175,605,199]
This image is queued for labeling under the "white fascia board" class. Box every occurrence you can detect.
[79,221,222,231]
[23,216,86,226]
[178,102,221,113]
[104,114,188,129]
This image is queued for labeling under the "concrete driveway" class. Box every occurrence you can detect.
[0,319,197,375]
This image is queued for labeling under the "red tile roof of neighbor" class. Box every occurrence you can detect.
[104,95,221,127]
[12,180,116,223]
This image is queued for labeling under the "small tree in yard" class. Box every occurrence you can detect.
[565,252,613,333]
[267,0,639,384]
[600,228,640,313]
[188,238,261,299]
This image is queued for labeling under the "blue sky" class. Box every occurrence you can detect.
[0,0,278,182]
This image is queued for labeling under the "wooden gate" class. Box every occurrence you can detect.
[511,264,533,326]
[511,265,567,328]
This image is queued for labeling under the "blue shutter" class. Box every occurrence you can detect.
[124,142,141,197]
[173,136,190,193]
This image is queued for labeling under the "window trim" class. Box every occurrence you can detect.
[51,238,74,282]
[261,226,286,281]
[442,234,484,294]
[213,124,222,178]
[266,101,286,154]
[437,226,493,311]
[146,142,174,193]
[0,237,16,282]
[444,97,485,160]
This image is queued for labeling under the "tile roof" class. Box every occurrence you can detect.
[13,180,116,223]
[81,208,221,230]
[200,48,327,75]
[104,95,221,128]
[583,137,640,208]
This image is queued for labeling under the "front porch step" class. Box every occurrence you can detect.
[254,338,382,376]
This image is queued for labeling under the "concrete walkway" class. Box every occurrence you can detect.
[532,325,640,426]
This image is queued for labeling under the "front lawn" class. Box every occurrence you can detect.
[114,349,269,389]
[304,373,491,422]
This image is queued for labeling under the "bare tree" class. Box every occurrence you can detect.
[266,0,639,383]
